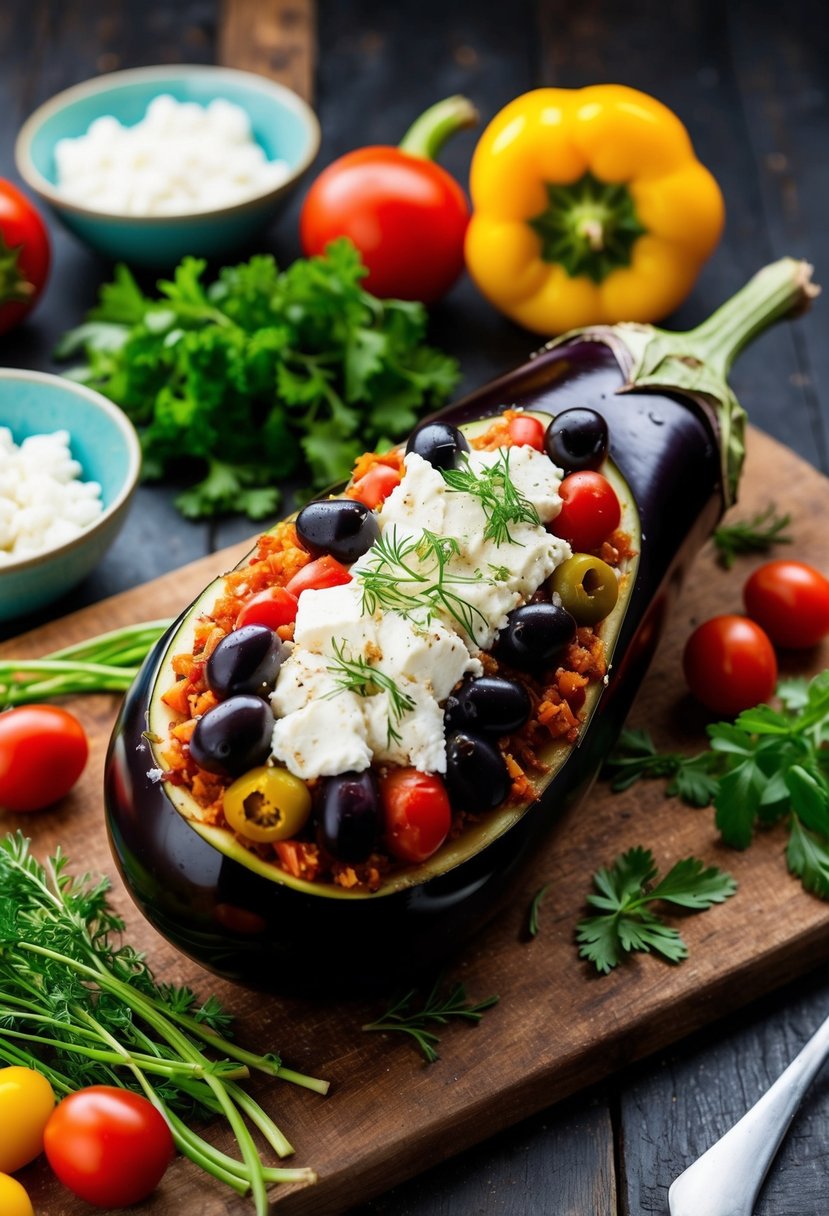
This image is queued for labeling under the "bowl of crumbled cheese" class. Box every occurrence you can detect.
[0,369,141,622]
[14,65,320,266]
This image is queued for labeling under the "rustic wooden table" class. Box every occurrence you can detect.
[2,2,829,1214]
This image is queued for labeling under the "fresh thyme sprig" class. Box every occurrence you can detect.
[357,526,493,641]
[362,976,499,1064]
[441,449,540,545]
[711,504,792,569]
[325,637,416,746]
[0,834,327,1212]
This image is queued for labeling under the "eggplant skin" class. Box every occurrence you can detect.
[104,339,722,996]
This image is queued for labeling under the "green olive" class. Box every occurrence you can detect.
[549,553,619,625]
[223,766,312,844]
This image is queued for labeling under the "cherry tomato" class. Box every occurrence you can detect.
[507,414,546,451]
[43,1086,174,1208]
[350,464,402,509]
[235,586,299,630]
[380,768,452,864]
[300,150,469,303]
[285,555,352,598]
[0,705,88,813]
[683,614,778,717]
[743,559,829,649]
[549,471,621,552]
[0,1066,55,1173]
[0,1173,34,1216]
[0,180,50,335]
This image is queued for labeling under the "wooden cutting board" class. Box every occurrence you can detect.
[7,425,829,1216]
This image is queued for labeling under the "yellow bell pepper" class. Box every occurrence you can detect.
[465,85,725,334]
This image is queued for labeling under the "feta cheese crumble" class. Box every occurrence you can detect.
[54,94,292,216]
[0,428,104,564]
[268,443,571,780]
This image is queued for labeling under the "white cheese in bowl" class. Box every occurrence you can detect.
[53,94,292,216]
[0,428,103,563]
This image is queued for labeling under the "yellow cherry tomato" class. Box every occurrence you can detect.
[0,1066,55,1173]
[0,1173,34,1216]
[223,766,312,844]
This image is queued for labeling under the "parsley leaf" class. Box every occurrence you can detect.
[576,847,737,973]
[58,241,459,519]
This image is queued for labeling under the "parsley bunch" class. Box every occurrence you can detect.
[576,847,737,973]
[57,240,459,520]
[604,672,829,898]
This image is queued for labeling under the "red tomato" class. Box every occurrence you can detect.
[0,180,50,335]
[507,414,546,451]
[43,1086,174,1208]
[683,614,778,716]
[380,768,452,863]
[285,554,352,598]
[300,149,469,303]
[0,706,88,813]
[743,560,829,649]
[549,471,621,552]
[350,464,402,509]
[235,586,299,630]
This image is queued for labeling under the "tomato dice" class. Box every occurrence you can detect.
[743,559,829,649]
[549,471,621,552]
[350,464,402,509]
[285,555,352,598]
[380,768,452,863]
[43,1086,174,1208]
[507,413,546,451]
[0,705,88,813]
[235,586,299,630]
[682,614,778,716]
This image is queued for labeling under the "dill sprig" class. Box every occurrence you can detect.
[326,637,416,746]
[0,834,328,1212]
[441,449,540,545]
[362,976,499,1064]
[357,526,492,641]
[712,504,792,569]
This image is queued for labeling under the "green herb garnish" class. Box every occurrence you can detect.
[527,883,551,938]
[712,504,792,569]
[326,637,416,746]
[576,847,737,973]
[362,976,499,1064]
[0,834,327,1212]
[57,241,459,519]
[357,526,492,641]
[441,449,541,545]
[0,621,171,707]
[603,673,829,898]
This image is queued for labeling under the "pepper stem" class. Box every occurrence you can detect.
[618,258,819,507]
[398,95,479,161]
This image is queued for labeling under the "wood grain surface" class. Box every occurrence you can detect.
[218,0,316,101]
[5,425,829,1216]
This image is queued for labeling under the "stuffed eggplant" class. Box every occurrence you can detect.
[105,259,815,995]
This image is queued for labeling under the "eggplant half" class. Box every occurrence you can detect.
[105,259,815,995]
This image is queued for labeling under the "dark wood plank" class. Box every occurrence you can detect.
[218,0,316,102]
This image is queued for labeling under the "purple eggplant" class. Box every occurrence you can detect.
[105,260,816,996]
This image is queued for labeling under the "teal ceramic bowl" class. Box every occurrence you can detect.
[14,65,321,267]
[0,370,141,623]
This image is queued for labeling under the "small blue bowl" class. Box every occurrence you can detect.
[14,64,321,267]
[0,370,141,623]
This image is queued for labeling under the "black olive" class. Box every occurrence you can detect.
[445,731,511,810]
[206,625,284,700]
[444,675,531,736]
[318,770,382,864]
[189,695,274,776]
[495,602,576,672]
[295,499,381,563]
[406,421,470,471]
[544,408,609,473]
